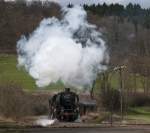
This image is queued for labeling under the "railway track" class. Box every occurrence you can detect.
[0,126,150,133]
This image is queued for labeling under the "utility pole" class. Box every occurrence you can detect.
[119,67,123,121]
[90,80,96,99]
[114,66,126,121]
[98,66,126,122]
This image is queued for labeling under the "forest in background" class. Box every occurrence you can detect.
[0,0,150,94]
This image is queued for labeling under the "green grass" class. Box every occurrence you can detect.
[0,54,148,93]
[127,106,150,123]
[0,54,64,92]
[93,70,148,95]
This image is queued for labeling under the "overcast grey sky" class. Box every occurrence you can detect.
[6,0,150,8]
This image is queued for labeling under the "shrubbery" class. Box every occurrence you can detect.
[0,84,49,120]
[100,88,121,112]
[128,93,150,107]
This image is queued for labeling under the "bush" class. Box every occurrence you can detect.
[128,93,150,107]
[100,88,121,112]
[30,95,49,116]
[0,84,30,119]
[0,84,49,119]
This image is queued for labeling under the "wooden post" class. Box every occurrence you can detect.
[90,80,96,99]
[119,67,124,121]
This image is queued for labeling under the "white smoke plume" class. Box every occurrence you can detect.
[36,118,56,127]
[17,6,108,89]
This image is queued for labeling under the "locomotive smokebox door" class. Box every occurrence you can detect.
[49,88,79,122]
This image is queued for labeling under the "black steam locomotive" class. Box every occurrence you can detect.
[49,88,79,122]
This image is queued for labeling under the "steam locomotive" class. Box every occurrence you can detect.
[49,88,79,122]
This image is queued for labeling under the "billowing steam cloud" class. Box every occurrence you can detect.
[17,6,108,89]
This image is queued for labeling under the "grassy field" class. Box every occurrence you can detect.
[0,54,147,93]
[0,54,120,92]
[127,106,150,123]
[0,54,65,92]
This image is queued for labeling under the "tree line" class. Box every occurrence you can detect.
[0,0,61,53]
[84,3,150,29]
[83,3,150,95]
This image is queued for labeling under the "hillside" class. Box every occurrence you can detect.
[0,1,150,93]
